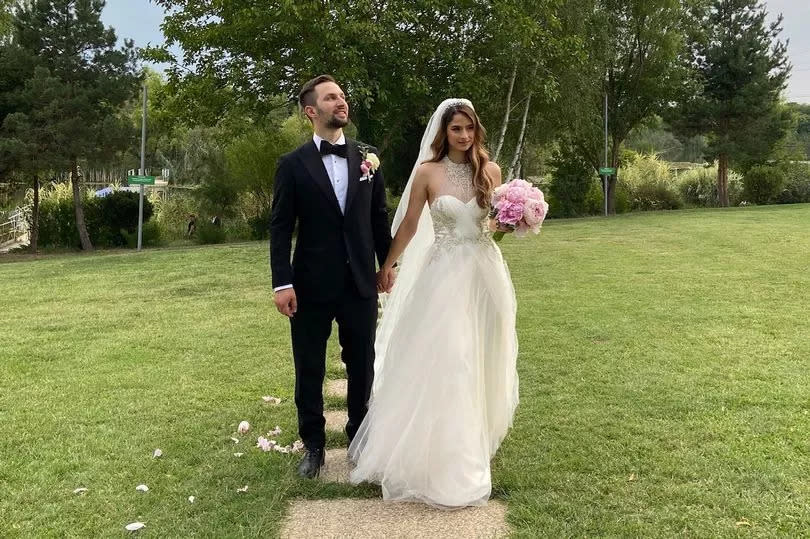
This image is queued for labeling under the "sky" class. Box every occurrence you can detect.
[101,0,810,104]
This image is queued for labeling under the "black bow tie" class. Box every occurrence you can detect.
[319,140,347,158]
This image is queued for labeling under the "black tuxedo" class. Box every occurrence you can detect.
[270,137,392,450]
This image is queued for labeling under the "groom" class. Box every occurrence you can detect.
[270,75,393,478]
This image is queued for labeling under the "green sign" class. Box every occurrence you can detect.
[599,167,616,176]
[128,175,156,185]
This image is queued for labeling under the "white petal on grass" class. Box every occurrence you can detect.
[125,522,146,531]
[73,487,89,494]
[262,396,282,404]
[267,426,282,436]
[136,484,149,492]
[237,421,250,434]
[291,440,305,453]
[233,452,244,457]
[237,485,248,493]
[188,496,195,503]
[152,449,163,458]
[230,437,240,444]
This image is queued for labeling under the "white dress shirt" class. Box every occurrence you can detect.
[274,133,349,293]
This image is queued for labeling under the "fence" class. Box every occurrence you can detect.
[0,205,30,245]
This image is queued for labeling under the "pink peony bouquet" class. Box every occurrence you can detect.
[490,179,549,242]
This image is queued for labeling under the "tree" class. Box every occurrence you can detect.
[13,0,139,250]
[148,0,579,192]
[671,0,791,206]
[551,0,692,213]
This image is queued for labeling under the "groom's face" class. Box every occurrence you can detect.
[311,81,349,129]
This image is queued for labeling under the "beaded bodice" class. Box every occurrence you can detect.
[429,157,490,248]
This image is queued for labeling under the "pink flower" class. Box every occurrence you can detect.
[522,198,548,228]
[256,436,276,452]
[360,163,370,175]
[498,202,524,226]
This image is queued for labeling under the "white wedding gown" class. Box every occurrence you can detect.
[348,157,519,508]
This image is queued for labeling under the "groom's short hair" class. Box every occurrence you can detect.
[299,74,336,109]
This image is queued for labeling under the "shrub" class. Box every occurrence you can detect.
[620,153,681,211]
[743,165,786,205]
[677,164,744,207]
[776,162,810,204]
[35,183,155,248]
[549,148,597,217]
[196,220,226,244]
[121,219,164,248]
[151,192,199,241]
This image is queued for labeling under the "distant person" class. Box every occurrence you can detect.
[186,214,196,236]
[211,215,221,227]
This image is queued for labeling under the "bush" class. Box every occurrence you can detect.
[776,162,810,204]
[121,220,164,248]
[86,191,153,247]
[549,148,597,217]
[196,220,226,244]
[151,192,199,240]
[677,164,744,207]
[620,153,681,211]
[743,165,786,205]
[35,183,156,248]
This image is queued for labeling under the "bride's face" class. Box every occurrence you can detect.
[446,112,475,154]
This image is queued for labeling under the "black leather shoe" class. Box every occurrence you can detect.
[297,447,325,479]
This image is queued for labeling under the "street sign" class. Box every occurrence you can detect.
[599,167,616,176]
[128,175,155,185]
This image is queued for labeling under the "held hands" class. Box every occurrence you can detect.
[376,266,397,293]
[274,288,298,317]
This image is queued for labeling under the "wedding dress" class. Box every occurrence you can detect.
[348,148,519,508]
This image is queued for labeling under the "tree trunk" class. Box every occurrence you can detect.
[71,157,93,250]
[30,175,39,253]
[506,93,533,181]
[717,153,729,207]
[493,62,518,163]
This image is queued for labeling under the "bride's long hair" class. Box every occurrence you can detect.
[427,103,495,209]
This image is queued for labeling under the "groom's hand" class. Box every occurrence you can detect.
[274,288,298,317]
[377,267,396,293]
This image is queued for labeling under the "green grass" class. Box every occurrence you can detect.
[2,205,809,537]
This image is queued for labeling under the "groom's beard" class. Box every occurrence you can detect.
[326,115,349,129]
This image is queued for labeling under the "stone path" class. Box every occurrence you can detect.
[280,376,511,537]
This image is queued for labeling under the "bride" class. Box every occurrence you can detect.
[347,99,519,508]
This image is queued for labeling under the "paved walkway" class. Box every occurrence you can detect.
[279,375,510,538]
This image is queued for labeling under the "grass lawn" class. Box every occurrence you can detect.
[1,204,809,537]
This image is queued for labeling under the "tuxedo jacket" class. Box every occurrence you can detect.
[270,138,392,303]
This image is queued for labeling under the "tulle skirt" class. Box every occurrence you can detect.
[348,238,519,508]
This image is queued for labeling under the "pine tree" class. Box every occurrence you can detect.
[674,0,791,207]
[12,0,138,249]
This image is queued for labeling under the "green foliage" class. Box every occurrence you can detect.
[676,164,743,207]
[620,153,681,211]
[671,0,791,204]
[196,220,226,245]
[35,185,155,248]
[777,162,810,205]
[743,165,786,205]
[150,191,199,241]
[549,146,598,217]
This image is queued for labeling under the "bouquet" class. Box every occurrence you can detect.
[490,179,549,242]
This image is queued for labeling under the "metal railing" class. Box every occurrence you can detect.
[0,205,31,245]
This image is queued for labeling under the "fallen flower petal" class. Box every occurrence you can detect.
[73,487,88,494]
[152,449,162,458]
[291,440,305,453]
[230,437,240,444]
[262,396,282,404]
[237,485,248,493]
[188,496,195,503]
[233,452,244,457]
[136,484,149,492]
[267,426,282,436]
[237,421,250,434]
[125,522,146,531]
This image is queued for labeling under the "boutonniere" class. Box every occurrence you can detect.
[357,143,380,182]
